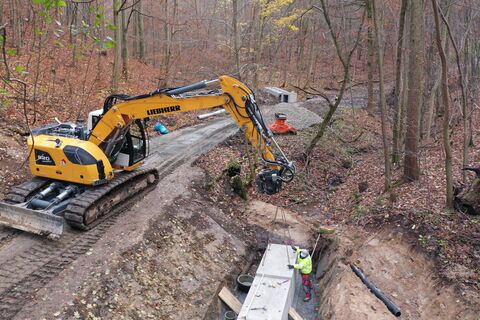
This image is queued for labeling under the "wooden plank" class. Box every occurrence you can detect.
[218,287,242,314]
[289,307,304,320]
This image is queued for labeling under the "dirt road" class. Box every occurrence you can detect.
[0,117,242,319]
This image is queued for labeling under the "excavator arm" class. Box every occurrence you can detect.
[88,75,295,194]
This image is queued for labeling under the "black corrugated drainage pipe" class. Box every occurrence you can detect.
[351,263,402,317]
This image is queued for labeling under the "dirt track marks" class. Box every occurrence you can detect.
[0,118,236,319]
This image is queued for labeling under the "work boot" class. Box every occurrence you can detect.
[303,293,311,302]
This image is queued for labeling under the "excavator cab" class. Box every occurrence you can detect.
[87,109,147,170]
[114,120,147,169]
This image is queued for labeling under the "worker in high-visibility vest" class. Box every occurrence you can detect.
[288,246,313,301]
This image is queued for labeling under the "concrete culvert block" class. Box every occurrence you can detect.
[238,244,297,320]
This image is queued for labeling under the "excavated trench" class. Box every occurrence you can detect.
[209,222,479,320]
[207,242,323,319]
[313,228,479,320]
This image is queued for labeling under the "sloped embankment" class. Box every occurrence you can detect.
[316,227,479,319]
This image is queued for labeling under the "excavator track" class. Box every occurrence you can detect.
[4,177,50,204]
[64,167,159,230]
[0,119,237,319]
[2,169,159,234]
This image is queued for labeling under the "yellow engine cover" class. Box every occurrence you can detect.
[27,135,114,185]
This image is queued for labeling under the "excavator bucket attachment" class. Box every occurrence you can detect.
[0,202,64,238]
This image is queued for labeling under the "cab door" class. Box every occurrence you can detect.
[113,120,147,169]
[125,120,147,166]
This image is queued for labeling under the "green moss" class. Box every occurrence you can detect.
[225,159,241,177]
[352,204,368,219]
[231,175,247,200]
[418,234,429,247]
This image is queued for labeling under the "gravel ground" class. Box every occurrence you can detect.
[298,98,331,117]
[260,102,323,130]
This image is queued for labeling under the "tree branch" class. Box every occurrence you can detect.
[305,2,366,156]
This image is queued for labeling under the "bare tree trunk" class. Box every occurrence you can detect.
[392,0,408,165]
[372,0,391,190]
[399,6,411,151]
[232,0,240,78]
[306,3,365,155]
[121,7,128,80]
[162,0,169,72]
[206,0,218,49]
[403,0,424,181]
[246,2,257,84]
[137,0,145,62]
[432,0,453,209]
[425,0,451,140]
[11,0,22,51]
[438,9,469,182]
[112,0,122,91]
[281,46,291,87]
[133,10,138,58]
[0,0,4,26]
[366,0,375,114]
[304,25,318,88]
[425,74,441,139]
[162,0,177,87]
[297,18,308,74]
[253,14,266,89]
[466,36,475,147]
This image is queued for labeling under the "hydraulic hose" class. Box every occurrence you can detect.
[351,263,401,317]
[165,80,208,96]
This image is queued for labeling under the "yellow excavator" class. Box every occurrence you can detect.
[0,76,295,238]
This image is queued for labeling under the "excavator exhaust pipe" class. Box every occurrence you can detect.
[0,202,64,238]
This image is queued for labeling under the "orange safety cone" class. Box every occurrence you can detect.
[268,113,297,134]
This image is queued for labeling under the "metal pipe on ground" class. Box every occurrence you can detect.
[350,263,401,317]
[198,109,226,120]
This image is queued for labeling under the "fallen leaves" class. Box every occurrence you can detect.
[197,107,480,288]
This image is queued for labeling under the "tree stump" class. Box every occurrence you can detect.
[455,177,480,215]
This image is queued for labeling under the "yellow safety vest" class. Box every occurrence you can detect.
[294,248,312,274]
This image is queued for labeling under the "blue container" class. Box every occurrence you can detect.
[154,122,169,135]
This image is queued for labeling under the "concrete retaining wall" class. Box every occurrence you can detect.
[238,244,297,320]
